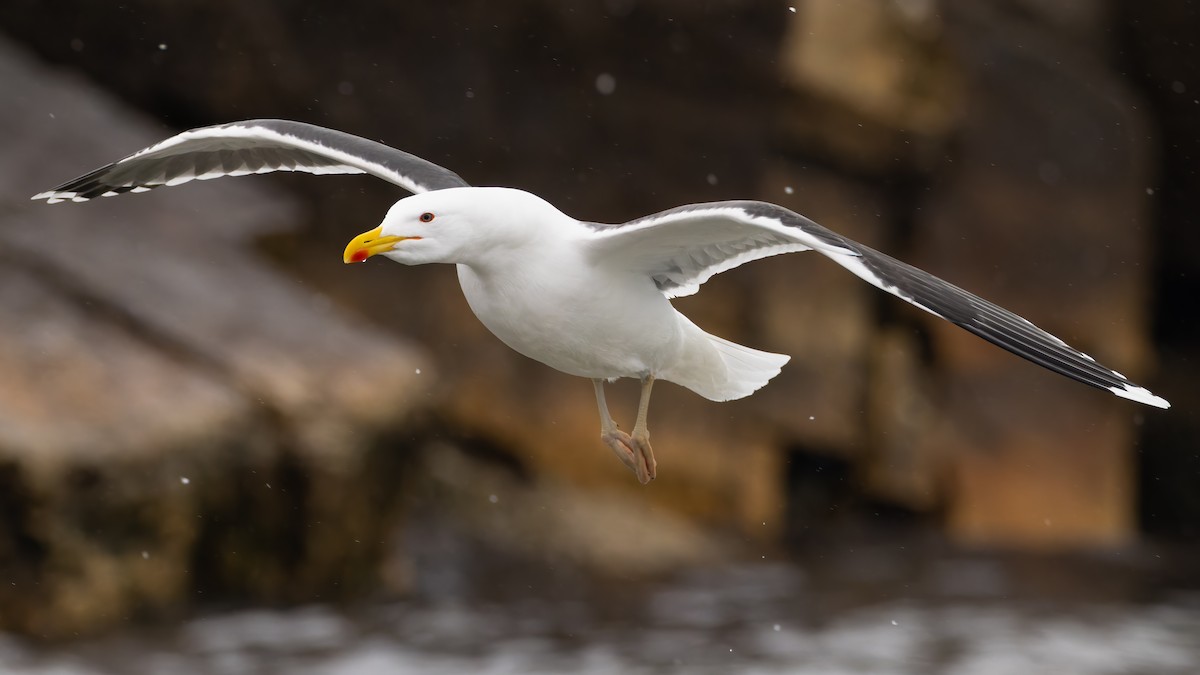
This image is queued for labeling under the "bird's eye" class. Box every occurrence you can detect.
[419,212,435,223]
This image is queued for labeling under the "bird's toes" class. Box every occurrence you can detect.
[600,430,656,484]
[630,434,657,484]
[601,431,639,472]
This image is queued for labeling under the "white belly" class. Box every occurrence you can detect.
[456,261,682,379]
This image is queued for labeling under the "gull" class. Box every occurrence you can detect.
[33,119,1170,484]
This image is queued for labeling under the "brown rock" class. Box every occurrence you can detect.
[779,0,964,172]
[0,37,431,636]
[909,9,1156,548]
[418,442,730,578]
[862,327,941,512]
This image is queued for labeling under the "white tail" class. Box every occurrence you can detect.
[659,319,790,401]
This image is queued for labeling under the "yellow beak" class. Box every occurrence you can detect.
[343,226,409,264]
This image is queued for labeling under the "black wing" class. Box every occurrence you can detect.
[32,119,468,203]
[584,200,1169,408]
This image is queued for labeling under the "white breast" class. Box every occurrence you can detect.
[455,249,684,380]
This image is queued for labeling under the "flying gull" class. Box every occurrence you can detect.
[33,119,1170,484]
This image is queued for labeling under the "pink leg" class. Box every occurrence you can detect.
[592,377,657,484]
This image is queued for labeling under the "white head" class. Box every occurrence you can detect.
[343,186,567,267]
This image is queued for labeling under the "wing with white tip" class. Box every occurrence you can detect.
[583,200,1170,409]
[32,119,469,203]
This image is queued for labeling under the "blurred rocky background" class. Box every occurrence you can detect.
[0,0,1197,671]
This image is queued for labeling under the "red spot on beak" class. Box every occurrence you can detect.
[349,249,369,263]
